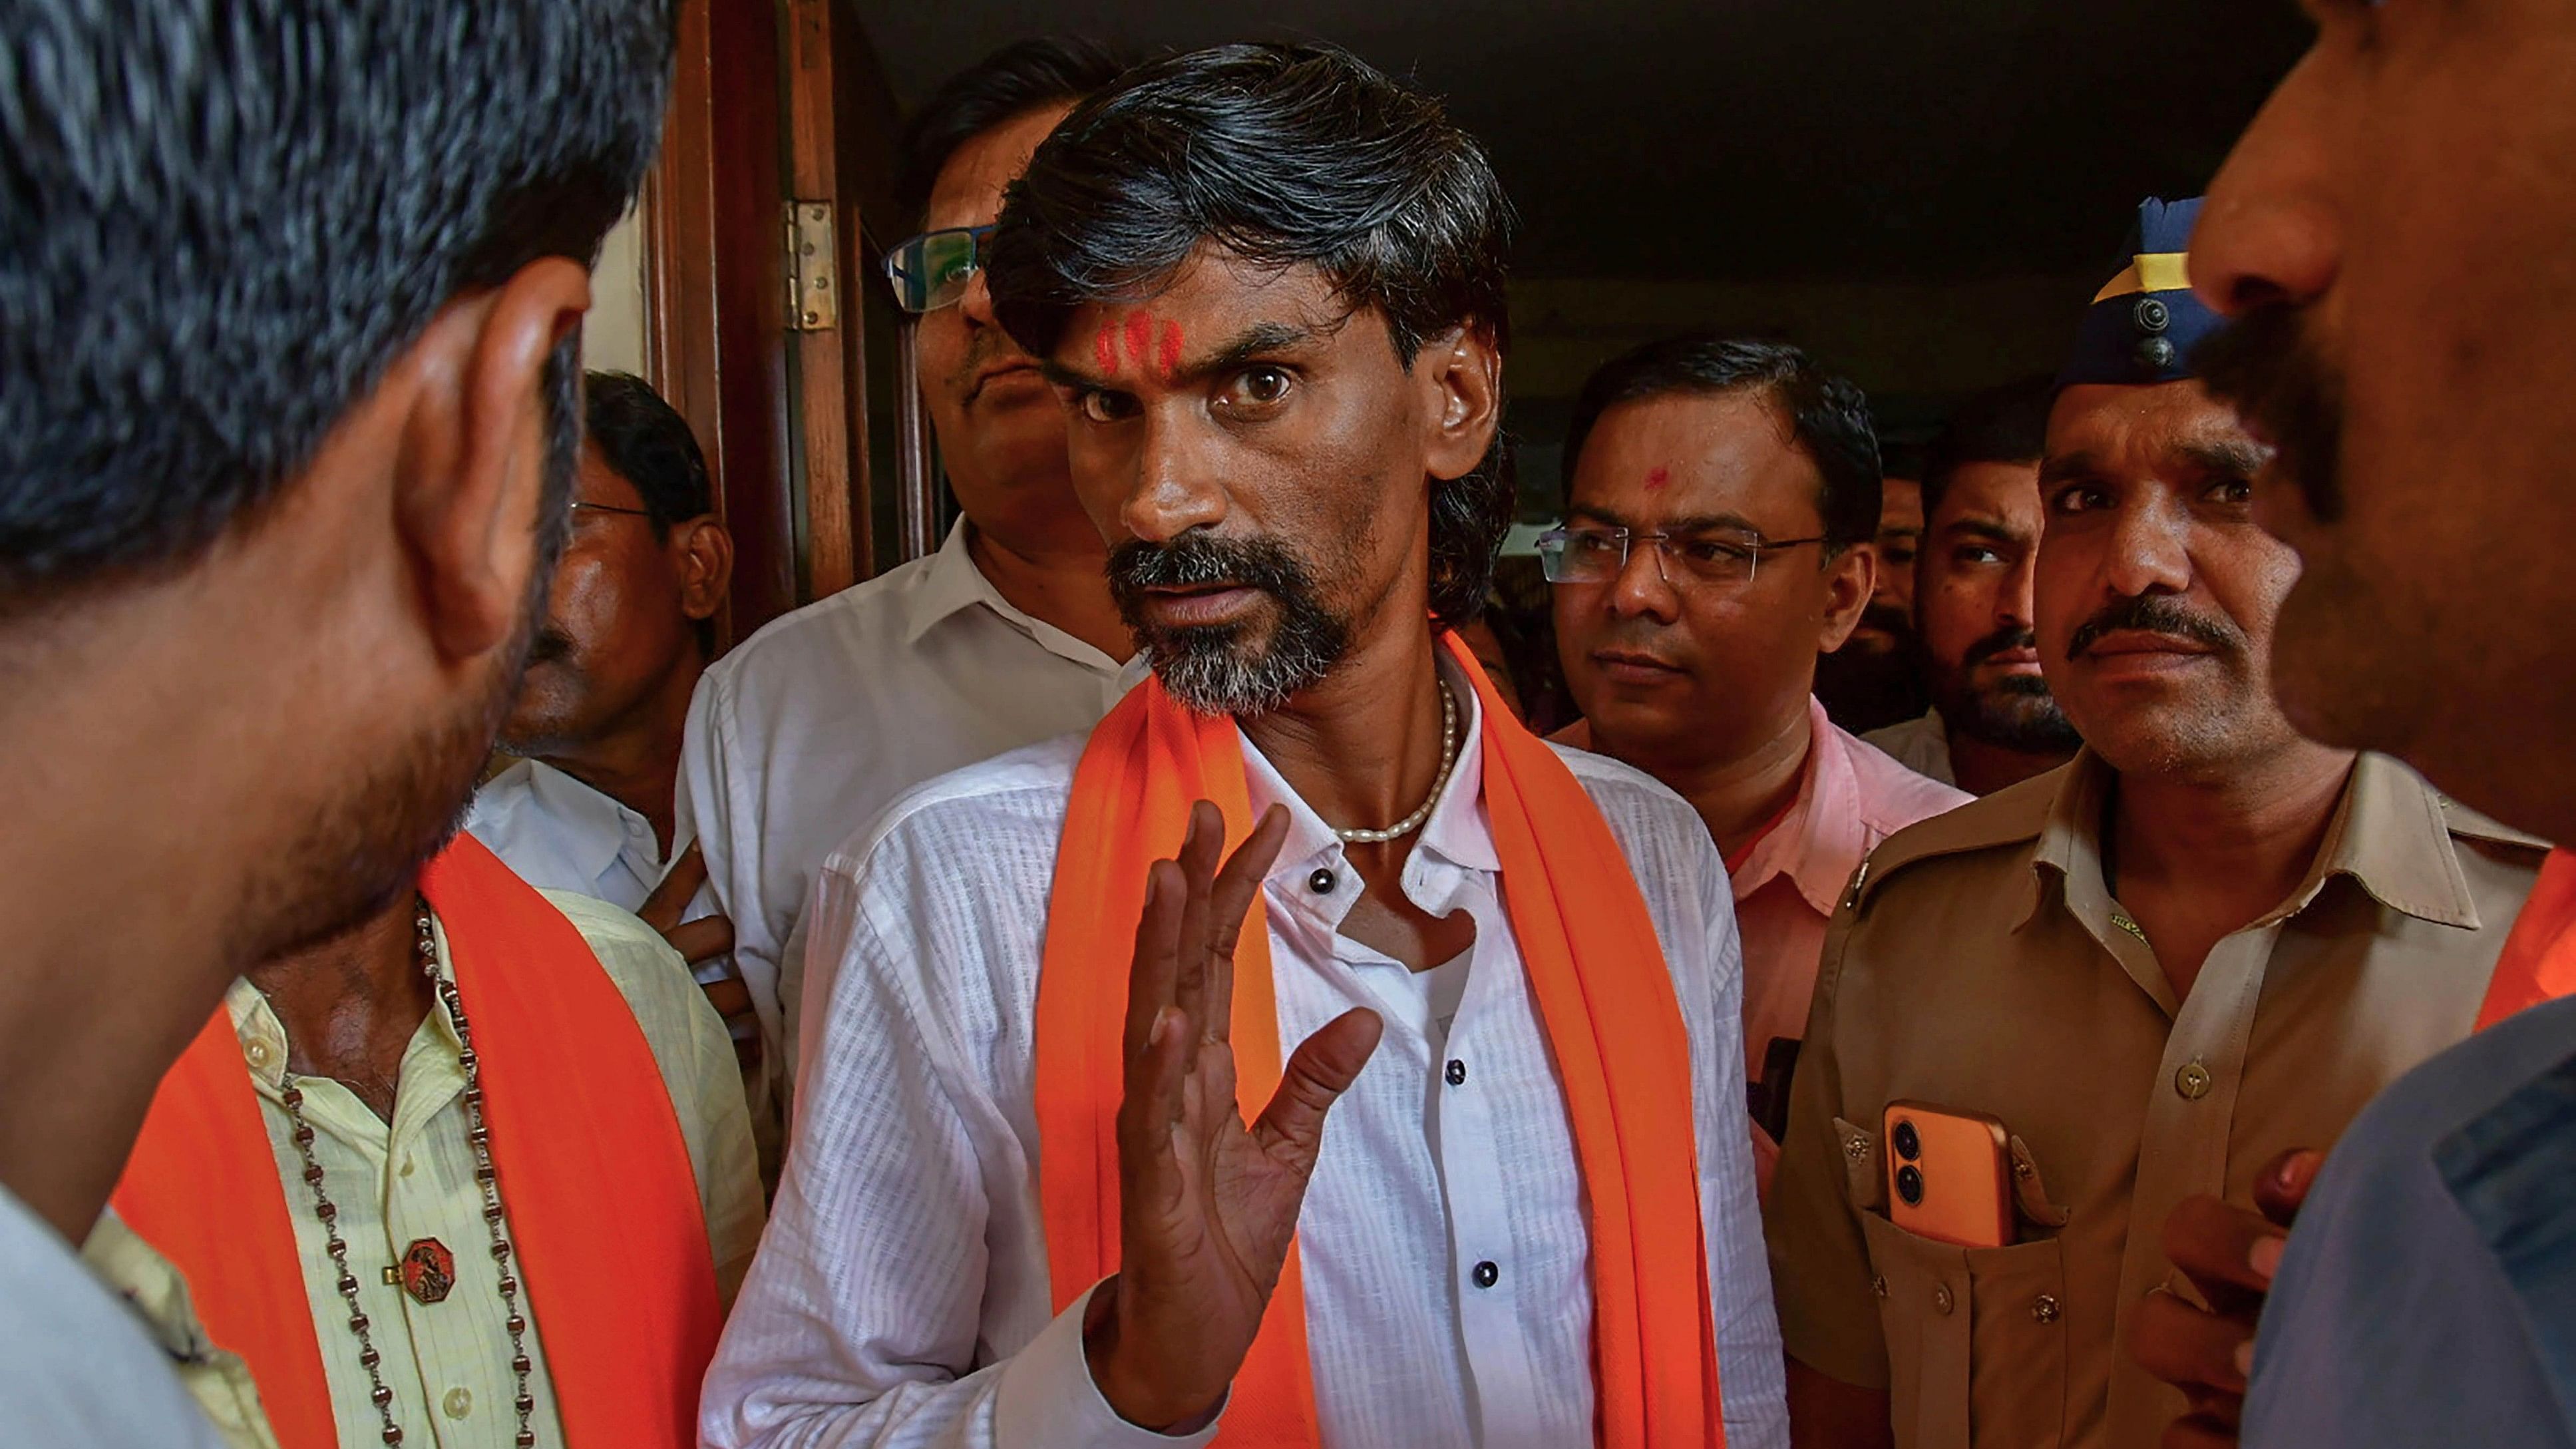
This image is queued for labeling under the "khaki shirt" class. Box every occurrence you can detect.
[1766,750,2544,1449]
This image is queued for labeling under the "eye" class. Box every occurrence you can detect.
[1954,544,2005,566]
[2206,476,2255,507]
[1678,538,1757,566]
[1882,542,1917,568]
[1217,364,1296,414]
[1567,528,1623,557]
[2051,483,2113,516]
[1075,389,1139,425]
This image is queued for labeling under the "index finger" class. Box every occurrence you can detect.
[640,842,709,931]
[1201,805,1290,1045]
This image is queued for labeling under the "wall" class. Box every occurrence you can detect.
[584,206,651,379]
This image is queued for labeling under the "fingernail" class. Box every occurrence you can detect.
[2249,1234,2285,1281]
[1150,1006,1179,1046]
[2234,1336,2257,1378]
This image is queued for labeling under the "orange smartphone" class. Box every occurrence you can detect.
[1883,1100,2012,1249]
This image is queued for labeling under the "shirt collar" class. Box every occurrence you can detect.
[2017,747,2485,933]
[1732,696,1868,916]
[1238,650,1501,889]
[225,910,465,1091]
[900,519,1129,684]
[519,759,655,883]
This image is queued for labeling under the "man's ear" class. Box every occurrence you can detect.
[675,517,734,623]
[391,257,593,662]
[1420,323,1504,483]
[1816,542,1880,654]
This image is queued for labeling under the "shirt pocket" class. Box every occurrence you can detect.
[1857,1210,2068,1449]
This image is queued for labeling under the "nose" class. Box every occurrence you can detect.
[2195,57,2342,319]
[2000,550,2039,630]
[2100,494,2194,603]
[960,256,1002,333]
[1115,407,1230,547]
[1606,538,1682,626]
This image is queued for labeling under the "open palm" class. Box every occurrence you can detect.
[1085,801,1383,1432]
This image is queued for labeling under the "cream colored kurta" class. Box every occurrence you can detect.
[87,889,764,1449]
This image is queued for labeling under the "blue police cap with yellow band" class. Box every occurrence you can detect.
[2057,196,2225,389]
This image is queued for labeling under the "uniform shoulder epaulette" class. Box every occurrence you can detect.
[1841,764,2066,915]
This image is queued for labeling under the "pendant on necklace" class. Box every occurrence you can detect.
[396,1237,456,1305]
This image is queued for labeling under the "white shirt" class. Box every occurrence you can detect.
[676,518,1129,1082]
[85,891,766,1449]
[0,1187,224,1448]
[701,660,1789,1449]
[467,759,679,915]
[1859,708,1953,789]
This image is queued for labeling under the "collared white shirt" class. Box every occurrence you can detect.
[701,658,1789,1449]
[467,759,679,915]
[86,892,765,1449]
[1860,708,1953,789]
[677,518,1129,1084]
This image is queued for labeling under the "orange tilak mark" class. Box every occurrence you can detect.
[1124,313,1155,374]
[1094,324,1119,376]
[1157,320,1183,381]
[1645,466,1672,491]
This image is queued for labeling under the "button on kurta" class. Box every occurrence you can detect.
[1445,1059,1467,1087]
[1471,1260,1499,1289]
[2032,1294,2061,1325]
[2175,1061,2214,1100]
[1308,869,1336,895]
[1932,1283,1956,1316]
[443,1386,473,1419]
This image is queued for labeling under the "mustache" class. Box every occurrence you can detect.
[1858,601,1912,636]
[1961,624,2039,669]
[2197,304,2346,524]
[1107,532,1320,614]
[524,626,574,666]
[2064,593,2242,662]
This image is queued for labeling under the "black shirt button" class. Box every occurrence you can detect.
[1472,1260,1500,1289]
[1445,1059,1467,1087]
[1308,868,1336,895]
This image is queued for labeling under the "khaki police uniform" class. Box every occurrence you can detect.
[1766,748,2545,1449]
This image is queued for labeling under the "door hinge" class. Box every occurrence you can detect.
[785,200,838,331]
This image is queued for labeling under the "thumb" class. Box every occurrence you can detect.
[2252,1147,2324,1228]
[640,842,709,932]
[1251,1007,1382,1175]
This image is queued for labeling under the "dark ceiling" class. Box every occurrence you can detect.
[850,1,2314,284]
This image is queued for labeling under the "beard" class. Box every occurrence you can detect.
[1108,531,1354,717]
[2198,303,2346,524]
[1926,625,2082,753]
[224,339,581,965]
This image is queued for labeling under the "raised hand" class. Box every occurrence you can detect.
[1083,801,1385,1432]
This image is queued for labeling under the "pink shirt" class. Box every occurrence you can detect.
[1558,697,1969,1077]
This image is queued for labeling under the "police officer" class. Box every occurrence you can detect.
[1765,198,2547,1449]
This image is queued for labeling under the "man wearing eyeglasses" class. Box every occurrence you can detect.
[677,38,1134,1092]
[1545,335,1968,1163]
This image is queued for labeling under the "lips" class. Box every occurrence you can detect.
[2081,629,2216,658]
[1591,648,1686,683]
[1137,582,1262,628]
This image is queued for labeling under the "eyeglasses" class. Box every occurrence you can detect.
[1535,524,1828,588]
[882,225,994,313]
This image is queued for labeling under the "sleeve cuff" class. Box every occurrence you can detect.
[994,1280,1224,1449]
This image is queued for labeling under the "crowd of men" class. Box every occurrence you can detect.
[5,3,2575,1448]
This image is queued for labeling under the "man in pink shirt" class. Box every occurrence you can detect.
[1546,335,1968,1159]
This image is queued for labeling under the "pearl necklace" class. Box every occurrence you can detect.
[273,900,536,1448]
[1333,682,1461,845]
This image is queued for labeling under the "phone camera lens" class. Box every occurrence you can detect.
[1895,1163,1925,1207]
[1892,1120,1922,1162]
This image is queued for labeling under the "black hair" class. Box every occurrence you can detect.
[983,43,1517,627]
[896,37,1129,220]
[1562,334,1882,550]
[1921,376,2055,520]
[0,0,675,611]
[585,372,713,538]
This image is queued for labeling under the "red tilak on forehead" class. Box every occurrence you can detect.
[1093,324,1119,377]
[1123,313,1155,375]
[1157,320,1183,381]
[1645,466,1672,491]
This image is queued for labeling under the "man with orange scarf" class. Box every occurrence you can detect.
[702,43,1787,1449]
[92,838,763,1449]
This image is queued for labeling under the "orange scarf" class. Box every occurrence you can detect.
[2476,847,2576,1031]
[1035,634,1726,1447]
[112,833,719,1449]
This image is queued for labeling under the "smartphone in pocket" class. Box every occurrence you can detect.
[1882,1100,2012,1249]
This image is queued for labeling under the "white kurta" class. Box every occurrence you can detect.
[702,662,1789,1449]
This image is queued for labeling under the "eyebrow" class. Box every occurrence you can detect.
[1939,515,2035,548]
[2037,451,2098,488]
[2177,436,2271,479]
[1040,319,1319,390]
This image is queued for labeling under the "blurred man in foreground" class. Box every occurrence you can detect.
[0,0,673,1438]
